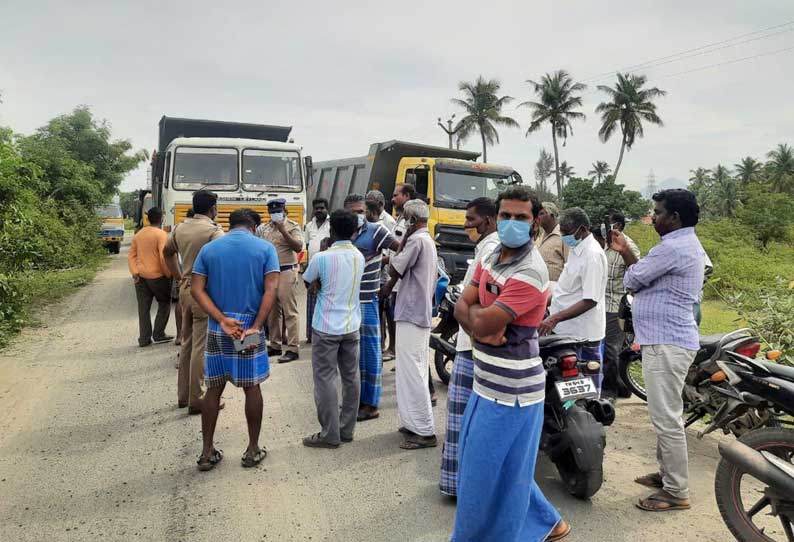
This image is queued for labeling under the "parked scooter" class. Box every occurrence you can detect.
[616,293,771,438]
[429,284,615,499]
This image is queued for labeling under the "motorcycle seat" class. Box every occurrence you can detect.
[538,335,587,348]
[760,360,794,382]
[699,334,726,351]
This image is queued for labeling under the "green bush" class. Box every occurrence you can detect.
[625,220,794,307]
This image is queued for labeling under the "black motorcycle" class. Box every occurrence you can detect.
[429,284,615,500]
[431,284,462,385]
[711,349,794,541]
[616,293,770,438]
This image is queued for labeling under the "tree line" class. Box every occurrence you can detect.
[0,106,145,345]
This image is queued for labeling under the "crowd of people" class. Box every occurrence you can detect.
[127,183,707,541]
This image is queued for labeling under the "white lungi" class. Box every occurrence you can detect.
[395,321,435,437]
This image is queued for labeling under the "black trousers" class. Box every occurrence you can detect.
[135,276,171,345]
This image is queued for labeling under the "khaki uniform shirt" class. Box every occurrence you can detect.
[256,219,304,266]
[604,233,640,313]
[163,214,224,279]
[535,224,569,282]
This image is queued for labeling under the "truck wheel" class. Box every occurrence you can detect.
[112,242,121,254]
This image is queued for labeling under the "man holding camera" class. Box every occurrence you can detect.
[257,198,304,363]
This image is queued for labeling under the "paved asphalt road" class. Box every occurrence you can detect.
[0,243,734,541]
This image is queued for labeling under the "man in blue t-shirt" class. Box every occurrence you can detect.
[191,209,280,471]
[343,194,399,422]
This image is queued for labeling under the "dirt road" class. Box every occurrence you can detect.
[0,245,734,541]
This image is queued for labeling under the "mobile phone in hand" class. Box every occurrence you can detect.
[233,333,261,353]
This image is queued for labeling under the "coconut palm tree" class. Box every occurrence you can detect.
[451,76,519,163]
[710,165,743,218]
[519,70,586,198]
[596,73,666,183]
[558,161,575,187]
[734,156,762,186]
[588,161,611,183]
[766,143,794,192]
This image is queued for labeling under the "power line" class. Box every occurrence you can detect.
[584,27,793,85]
[653,45,794,80]
[581,20,794,83]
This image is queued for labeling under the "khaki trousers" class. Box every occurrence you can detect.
[267,268,300,354]
[642,343,697,499]
[176,282,208,408]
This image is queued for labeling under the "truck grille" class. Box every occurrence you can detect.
[434,225,475,251]
[174,204,305,231]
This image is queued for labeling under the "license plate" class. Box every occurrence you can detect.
[555,377,597,401]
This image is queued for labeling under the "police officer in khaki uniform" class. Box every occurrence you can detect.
[256,198,304,363]
[164,190,225,414]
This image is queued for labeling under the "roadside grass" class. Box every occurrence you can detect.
[699,299,745,335]
[0,255,108,346]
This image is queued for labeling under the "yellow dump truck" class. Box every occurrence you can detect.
[96,203,124,254]
[310,141,521,281]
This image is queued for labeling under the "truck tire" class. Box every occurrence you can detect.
[112,242,121,254]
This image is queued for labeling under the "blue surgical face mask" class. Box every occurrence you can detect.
[497,219,532,248]
[562,227,583,248]
[357,214,365,228]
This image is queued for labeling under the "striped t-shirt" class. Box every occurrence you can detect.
[471,242,550,407]
[302,241,365,335]
[353,222,395,303]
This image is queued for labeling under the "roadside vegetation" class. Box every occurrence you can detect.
[0,106,145,347]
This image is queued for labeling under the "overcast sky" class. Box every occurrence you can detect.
[2,0,793,194]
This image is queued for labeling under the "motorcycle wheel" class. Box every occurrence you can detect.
[553,450,603,500]
[715,427,794,542]
[434,331,457,386]
[618,352,647,402]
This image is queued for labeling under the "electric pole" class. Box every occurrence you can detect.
[437,114,459,149]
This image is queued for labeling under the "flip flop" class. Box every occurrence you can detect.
[241,447,267,468]
[636,490,691,512]
[635,472,664,488]
[545,520,572,542]
[197,449,223,471]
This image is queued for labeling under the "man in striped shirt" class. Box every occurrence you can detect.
[302,210,365,448]
[452,186,569,542]
[343,194,399,422]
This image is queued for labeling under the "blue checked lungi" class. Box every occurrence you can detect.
[359,301,382,407]
[452,395,560,542]
[578,340,603,395]
[205,312,270,389]
[306,287,318,341]
[440,350,474,496]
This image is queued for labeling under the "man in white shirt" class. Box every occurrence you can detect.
[366,190,396,232]
[303,198,331,344]
[539,207,608,392]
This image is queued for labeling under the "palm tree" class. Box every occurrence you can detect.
[710,165,743,218]
[558,161,575,186]
[766,143,794,192]
[451,76,519,163]
[588,161,611,183]
[519,70,586,198]
[734,156,761,186]
[596,73,666,183]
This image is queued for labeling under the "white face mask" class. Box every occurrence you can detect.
[357,214,365,228]
[270,212,285,223]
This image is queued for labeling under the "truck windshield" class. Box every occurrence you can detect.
[434,170,510,209]
[173,147,238,190]
[95,204,122,219]
[242,149,302,192]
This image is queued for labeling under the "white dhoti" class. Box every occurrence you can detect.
[395,321,435,437]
